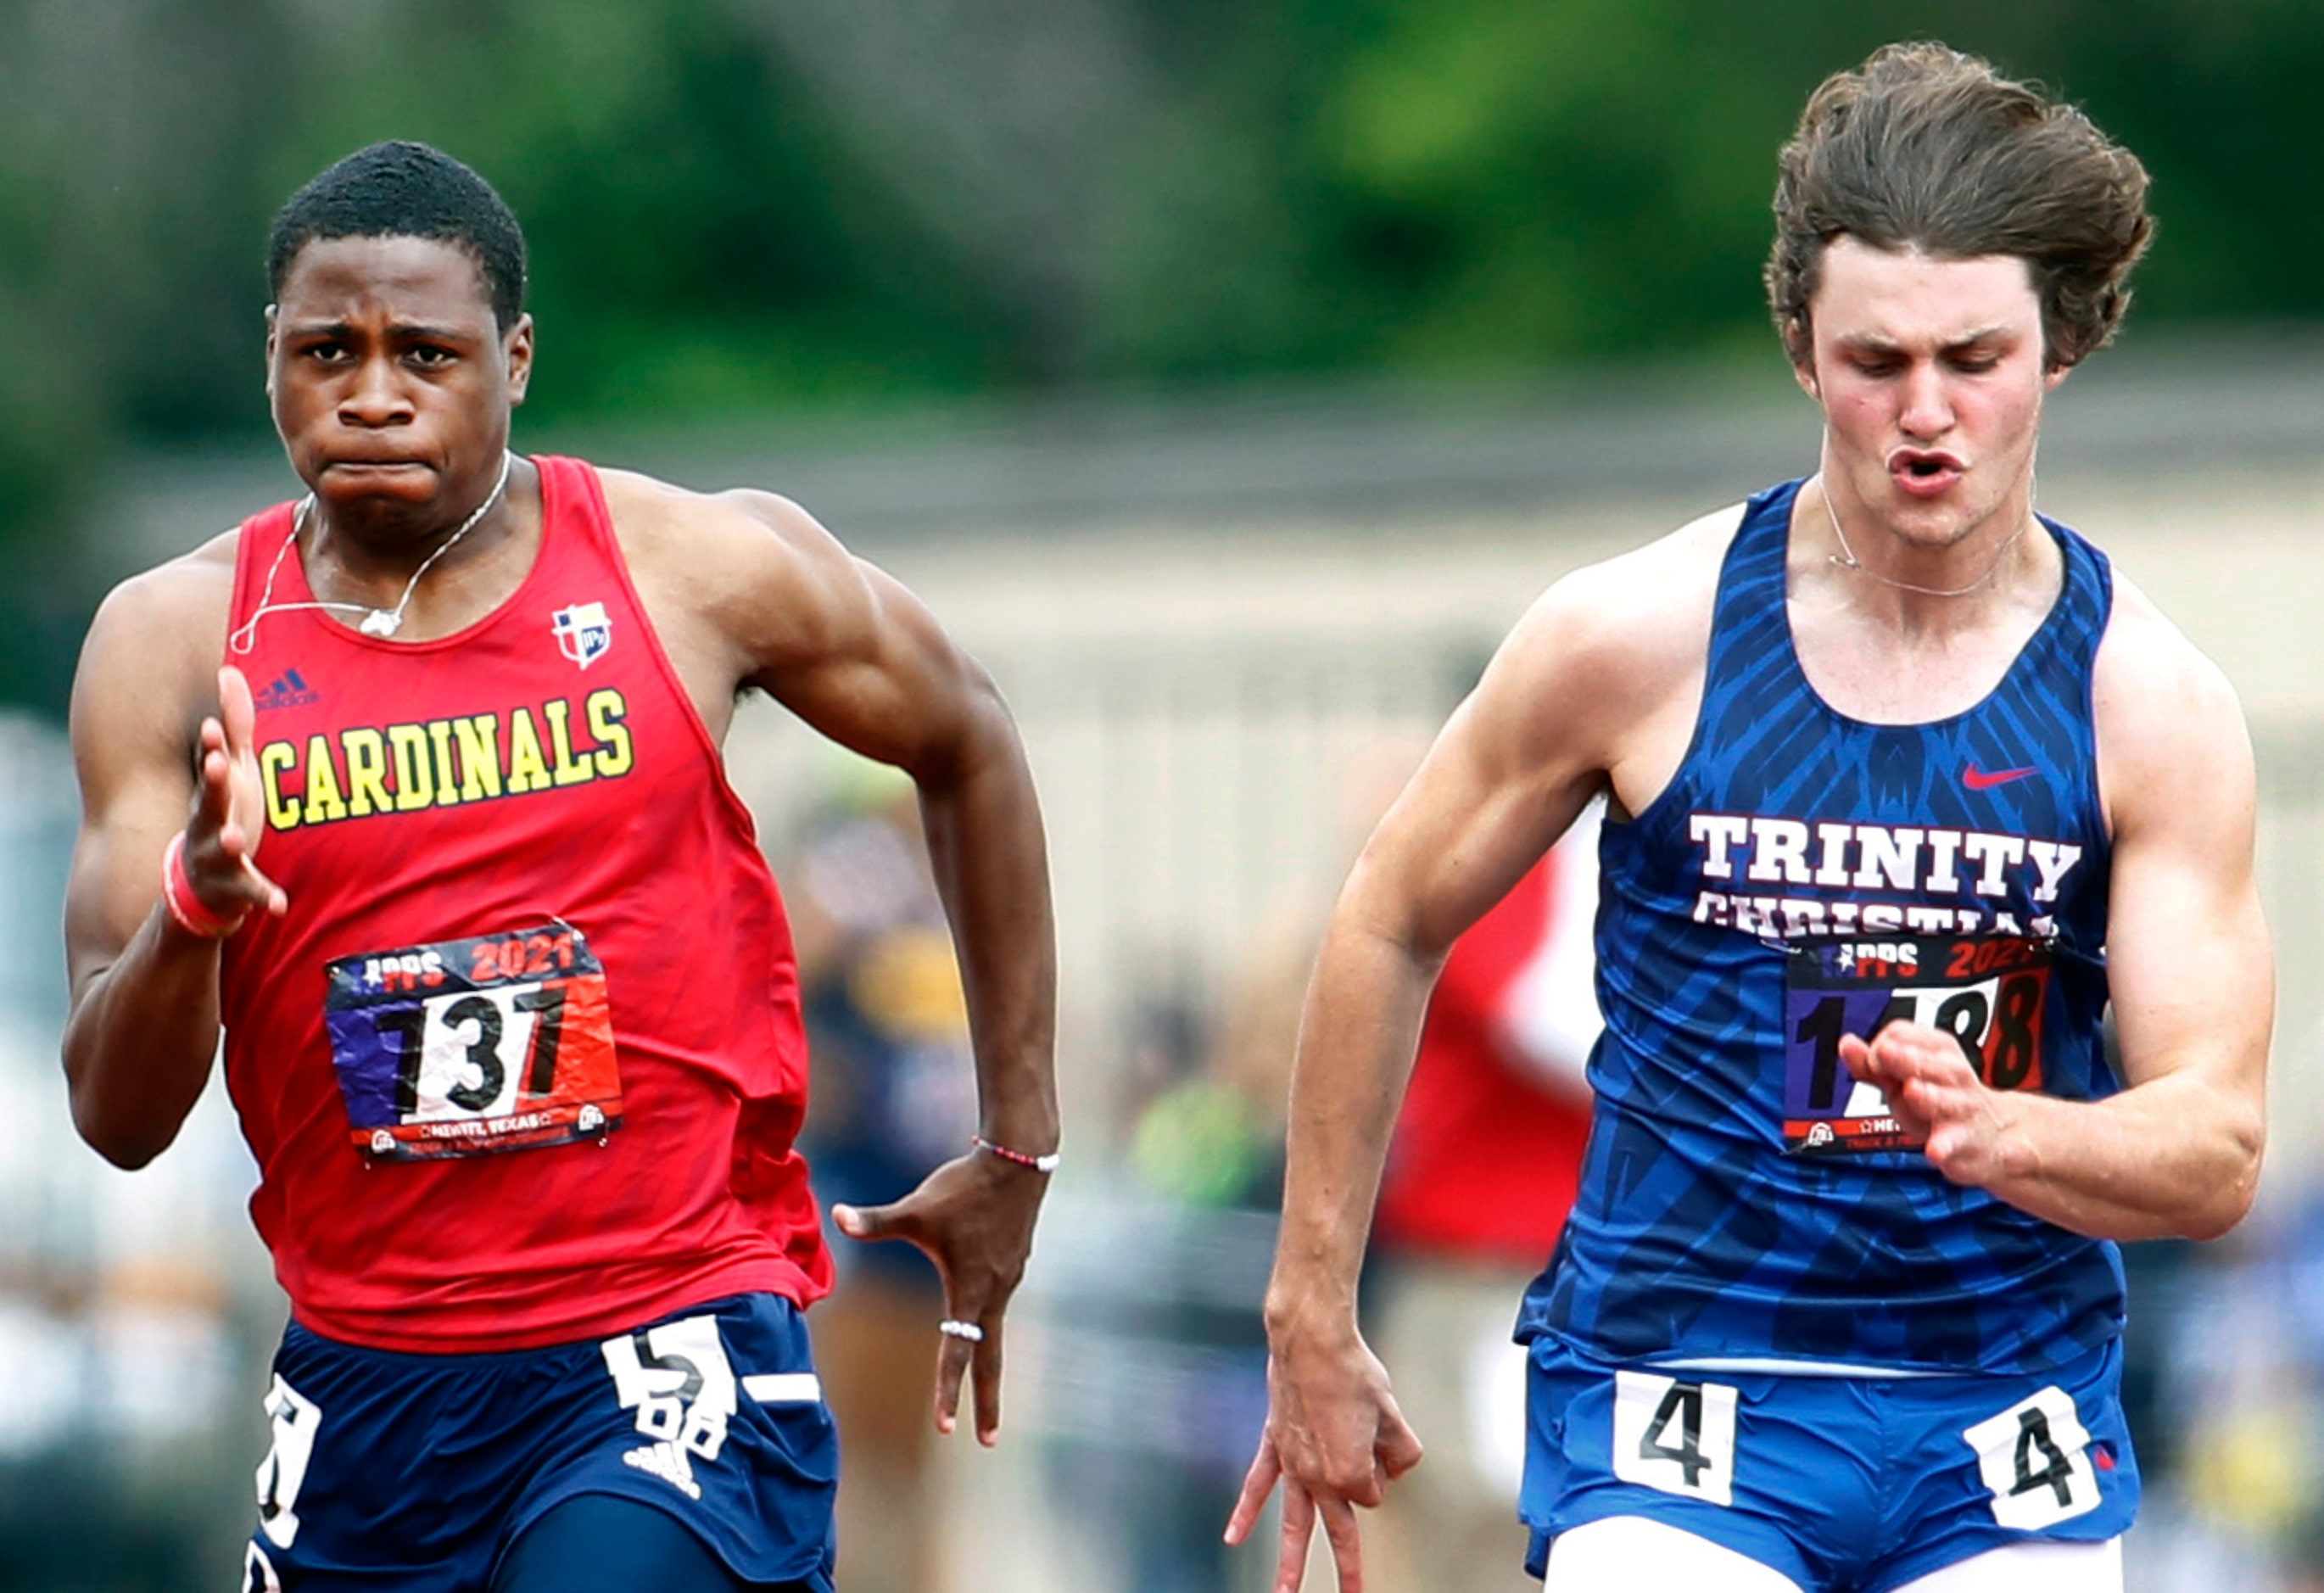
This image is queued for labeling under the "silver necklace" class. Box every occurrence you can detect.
[1821,480,2030,599]
[229,451,514,654]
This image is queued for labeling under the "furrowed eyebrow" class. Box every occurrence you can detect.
[279,320,480,343]
[388,323,478,344]
[1835,326,2019,356]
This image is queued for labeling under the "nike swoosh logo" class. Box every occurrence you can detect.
[1964,763,2037,791]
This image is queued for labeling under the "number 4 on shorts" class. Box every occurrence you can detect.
[1961,1386,2102,1529]
[1612,1371,1739,1506]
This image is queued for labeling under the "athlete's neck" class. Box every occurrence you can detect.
[304,454,523,573]
[1802,472,2052,634]
[305,456,529,594]
[299,456,541,641]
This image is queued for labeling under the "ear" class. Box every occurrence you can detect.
[2042,361,2070,392]
[504,314,535,407]
[263,305,278,398]
[1785,318,1819,399]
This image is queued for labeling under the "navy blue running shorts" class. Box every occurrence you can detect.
[1520,1334,2138,1591]
[240,1293,836,1592]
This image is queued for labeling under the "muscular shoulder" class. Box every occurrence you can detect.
[88,529,240,635]
[594,466,871,684]
[1475,500,1739,789]
[74,531,242,754]
[2092,569,2254,842]
[1525,502,1735,674]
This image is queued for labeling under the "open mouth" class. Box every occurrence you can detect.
[1888,450,1964,494]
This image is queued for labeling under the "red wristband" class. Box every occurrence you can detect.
[973,1134,1059,1174]
[161,832,245,939]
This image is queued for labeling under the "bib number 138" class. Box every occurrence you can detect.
[325,923,623,1162]
[1781,935,2051,1155]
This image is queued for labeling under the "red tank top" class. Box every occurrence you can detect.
[220,456,830,1351]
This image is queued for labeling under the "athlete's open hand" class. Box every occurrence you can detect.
[184,666,289,925]
[1841,1022,2020,1187]
[831,1147,1047,1445]
[1224,1322,1422,1593]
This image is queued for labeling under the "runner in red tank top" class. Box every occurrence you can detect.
[62,143,1057,1593]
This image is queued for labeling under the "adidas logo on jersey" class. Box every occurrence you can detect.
[252,668,320,712]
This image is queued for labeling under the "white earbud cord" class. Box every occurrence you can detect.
[228,450,514,655]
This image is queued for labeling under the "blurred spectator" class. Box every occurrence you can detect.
[787,758,979,1593]
[1042,918,1300,1593]
[1003,904,1310,1593]
[0,714,272,1588]
[1129,912,1300,1217]
[2154,1188,2324,1589]
[1365,802,1601,1593]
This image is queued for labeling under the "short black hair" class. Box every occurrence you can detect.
[267,141,528,327]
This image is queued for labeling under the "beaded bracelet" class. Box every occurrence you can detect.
[161,833,245,939]
[973,1134,1059,1174]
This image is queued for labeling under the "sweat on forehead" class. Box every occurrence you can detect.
[268,141,528,328]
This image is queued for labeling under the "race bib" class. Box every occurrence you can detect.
[325,924,623,1162]
[1781,935,2050,1155]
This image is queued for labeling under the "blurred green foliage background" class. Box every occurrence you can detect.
[3,0,2320,710]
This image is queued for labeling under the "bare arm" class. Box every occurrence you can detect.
[1226,520,1722,1592]
[1267,662,1601,1335]
[751,554,1059,1173]
[623,478,1056,1445]
[63,546,286,1167]
[1841,595,2270,1239]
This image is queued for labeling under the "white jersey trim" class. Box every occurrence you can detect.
[1650,1355,1946,1378]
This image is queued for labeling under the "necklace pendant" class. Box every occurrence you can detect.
[359,609,401,638]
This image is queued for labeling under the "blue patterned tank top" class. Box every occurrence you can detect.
[1517,478,2122,1374]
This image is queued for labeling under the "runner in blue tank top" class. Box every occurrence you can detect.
[1226,42,2272,1593]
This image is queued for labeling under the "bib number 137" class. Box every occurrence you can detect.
[325,923,623,1162]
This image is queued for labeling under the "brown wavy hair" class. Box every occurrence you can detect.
[1767,42,2152,372]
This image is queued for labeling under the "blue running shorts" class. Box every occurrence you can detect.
[240,1293,836,1592]
[1519,1335,2138,1592]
